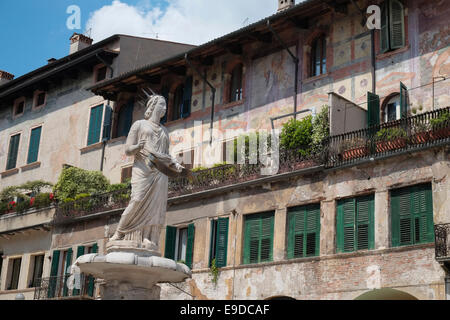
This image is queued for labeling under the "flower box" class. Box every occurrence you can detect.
[342,146,368,160]
[376,138,407,153]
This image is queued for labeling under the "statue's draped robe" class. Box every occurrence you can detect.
[117,120,181,241]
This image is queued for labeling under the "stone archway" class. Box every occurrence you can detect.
[355,288,418,300]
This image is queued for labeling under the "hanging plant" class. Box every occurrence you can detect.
[209,258,220,287]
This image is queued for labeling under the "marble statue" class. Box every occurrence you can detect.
[109,92,190,253]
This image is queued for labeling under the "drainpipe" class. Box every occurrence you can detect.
[267,20,299,118]
[185,53,216,144]
[100,99,111,172]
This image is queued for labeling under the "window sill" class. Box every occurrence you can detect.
[12,112,24,120]
[303,73,329,84]
[1,168,19,178]
[217,99,245,110]
[32,104,46,111]
[107,136,127,144]
[21,162,41,172]
[80,142,104,154]
[376,45,410,60]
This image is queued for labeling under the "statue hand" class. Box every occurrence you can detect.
[138,140,146,150]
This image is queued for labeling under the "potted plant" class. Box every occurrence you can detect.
[375,127,407,152]
[340,137,368,160]
[429,111,450,140]
[411,121,430,144]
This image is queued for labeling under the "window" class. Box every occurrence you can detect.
[243,211,274,264]
[27,126,42,164]
[13,98,25,117]
[229,64,243,102]
[74,244,98,297]
[287,204,320,259]
[29,254,44,288]
[337,195,375,253]
[115,100,134,138]
[48,249,73,298]
[172,85,184,121]
[380,0,405,53]
[164,224,195,268]
[87,104,104,146]
[6,133,20,170]
[209,218,229,268]
[177,149,195,170]
[96,66,107,82]
[33,91,46,109]
[310,35,326,77]
[8,258,22,290]
[391,183,434,247]
[121,166,132,183]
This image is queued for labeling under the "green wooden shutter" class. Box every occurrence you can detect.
[288,205,320,259]
[62,248,73,297]
[356,195,375,250]
[215,218,229,268]
[389,0,405,50]
[72,246,85,296]
[367,92,380,127]
[87,244,98,297]
[27,127,42,164]
[182,76,193,118]
[337,198,356,253]
[6,134,20,170]
[243,215,260,264]
[391,188,413,247]
[400,82,408,118]
[102,105,113,141]
[209,220,217,267]
[48,250,60,298]
[186,223,195,269]
[411,184,434,244]
[380,1,390,53]
[164,226,177,260]
[243,212,274,264]
[161,86,169,124]
[87,104,104,146]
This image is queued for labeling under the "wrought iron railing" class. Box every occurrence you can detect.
[53,188,131,224]
[325,107,450,167]
[33,274,95,300]
[435,223,450,261]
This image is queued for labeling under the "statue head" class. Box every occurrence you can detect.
[144,95,167,121]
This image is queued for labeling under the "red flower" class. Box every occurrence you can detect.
[49,193,54,200]
[9,201,16,207]
[30,197,35,206]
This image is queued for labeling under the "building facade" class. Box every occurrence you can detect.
[0,0,449,300]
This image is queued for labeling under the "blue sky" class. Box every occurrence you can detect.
[0,0,277,78]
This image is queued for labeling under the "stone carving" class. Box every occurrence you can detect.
[109,92,190,254]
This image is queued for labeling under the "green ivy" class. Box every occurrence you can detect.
[375,127,407,141]
[430,111,450,129]
[209,258,219,287]
[53,167,110,202]
[311,105,330,154]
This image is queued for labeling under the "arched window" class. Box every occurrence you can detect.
[310,35,326,77]
[172,84,184,121]
[115,100,134,138]
[229,64,243,102]
[383,94,400,123]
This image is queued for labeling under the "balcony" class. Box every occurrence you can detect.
[52,106,449,225]
[33,274,95,300]
[326,107,450,168]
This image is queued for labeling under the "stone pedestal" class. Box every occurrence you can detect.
[75,247,191,300]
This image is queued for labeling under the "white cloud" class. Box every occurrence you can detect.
[85,0,280,45]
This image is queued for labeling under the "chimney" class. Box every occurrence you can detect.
[69,33,93,54]
[0,70,14,85]
[278,0,295,12]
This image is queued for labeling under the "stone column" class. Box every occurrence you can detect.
[320,200,336,256]
[375,190,390,250]
[273,208,287,261]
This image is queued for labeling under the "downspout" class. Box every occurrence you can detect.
[185,54,216,144]
[100,99,111,172]
[267,20,299,118]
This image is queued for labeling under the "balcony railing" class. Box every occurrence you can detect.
[435,223,450,261]
[33,274,95,300]
[52,107,449,224]
[325,107,450,167]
